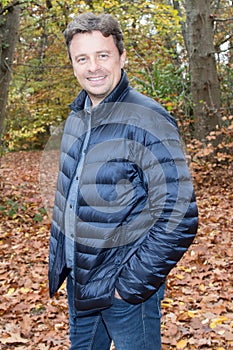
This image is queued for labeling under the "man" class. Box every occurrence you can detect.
[49,12,198,350]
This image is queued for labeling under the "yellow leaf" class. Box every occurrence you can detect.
[20,287,31,293]
[6,288,15,295]
[199,283,205,292]
[176,274,185,280]
[163,298,173,303]
[210,316,228,329]
[217,348,225,350]
[177,266,191,273]
[177,339,187,349]
[187,310,198,318]
[60,281,66,290]
[162,298,173,308]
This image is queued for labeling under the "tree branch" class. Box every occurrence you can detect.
[213,17,233,23]
[0,0,29,15]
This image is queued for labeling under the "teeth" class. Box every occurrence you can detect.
[88,76,104,81]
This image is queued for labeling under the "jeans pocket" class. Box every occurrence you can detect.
[157,282,166,301]
[153,282,166,318]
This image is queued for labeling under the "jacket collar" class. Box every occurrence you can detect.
[69,69,130,112]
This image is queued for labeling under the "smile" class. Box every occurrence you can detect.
[87,76,106,81]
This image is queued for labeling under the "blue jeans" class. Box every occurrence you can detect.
[67,276,165,350]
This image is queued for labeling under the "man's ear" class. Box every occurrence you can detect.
[120,49,126,68]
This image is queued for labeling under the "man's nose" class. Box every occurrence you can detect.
[88,57,100,72]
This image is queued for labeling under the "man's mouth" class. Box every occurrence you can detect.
[87,76,106,82]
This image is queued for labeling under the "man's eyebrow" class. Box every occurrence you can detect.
[74,53,86,60]
[74,50,112,60]
[96,50,111,54]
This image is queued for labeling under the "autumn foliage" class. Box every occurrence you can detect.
[0,2,233,348]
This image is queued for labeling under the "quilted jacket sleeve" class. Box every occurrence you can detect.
[115,129,198,304]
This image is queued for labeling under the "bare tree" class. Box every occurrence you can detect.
[0,2,20,143]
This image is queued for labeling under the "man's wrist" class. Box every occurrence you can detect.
[114,289,122,300]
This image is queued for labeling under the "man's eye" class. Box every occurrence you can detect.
[99,53,108,59]
[77,57,86,63]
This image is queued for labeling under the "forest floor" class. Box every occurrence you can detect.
[0,150,232,350]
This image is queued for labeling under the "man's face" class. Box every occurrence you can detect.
[69,31,126,107]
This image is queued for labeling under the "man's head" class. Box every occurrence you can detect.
[63,13,126,106]
[63,12,125,60]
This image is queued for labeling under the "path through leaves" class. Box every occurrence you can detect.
[0,151,232,349]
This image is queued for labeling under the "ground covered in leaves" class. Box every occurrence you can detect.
[0,150,232,349]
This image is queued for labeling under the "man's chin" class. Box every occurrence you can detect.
[87,90,110,105]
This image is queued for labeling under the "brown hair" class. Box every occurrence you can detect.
[63,12,124,60]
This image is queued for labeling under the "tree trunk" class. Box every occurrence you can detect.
[0,3,20,142]
[229,1,233,65]
[185,0,221,141]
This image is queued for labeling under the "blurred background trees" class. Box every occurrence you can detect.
[0,0,232,154]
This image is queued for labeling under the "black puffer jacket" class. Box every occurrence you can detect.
[49,70,198,312]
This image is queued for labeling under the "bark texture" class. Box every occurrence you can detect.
[185,0,221,141]
[0,3,20,140]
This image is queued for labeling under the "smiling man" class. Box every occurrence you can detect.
[48,12,198,350]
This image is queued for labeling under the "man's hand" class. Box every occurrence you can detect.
[114,289,122,300]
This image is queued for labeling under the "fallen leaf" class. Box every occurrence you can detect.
[210,316,229,329]
[0,333,29,344]
[176,339,187,349]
